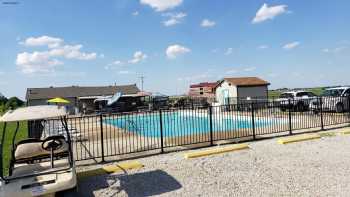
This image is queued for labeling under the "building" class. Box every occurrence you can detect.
[189,82,218,98]
[26,84,140,114]
[215,77,270,105]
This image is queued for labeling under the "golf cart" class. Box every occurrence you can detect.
[0,105,77,197]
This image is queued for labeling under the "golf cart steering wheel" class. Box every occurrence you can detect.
[42,136,65,151]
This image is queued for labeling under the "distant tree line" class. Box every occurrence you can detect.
[0,95,24,113]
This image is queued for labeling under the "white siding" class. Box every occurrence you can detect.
[215,81,237,105]
[215,80,269,105]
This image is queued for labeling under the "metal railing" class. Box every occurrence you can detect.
[38,96,350,163]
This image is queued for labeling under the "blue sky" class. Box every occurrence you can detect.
[0,0,349,99]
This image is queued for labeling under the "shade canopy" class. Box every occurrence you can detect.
[47,97,70,104]
[0,105,67,122]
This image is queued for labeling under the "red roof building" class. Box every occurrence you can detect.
[189,82,218,97]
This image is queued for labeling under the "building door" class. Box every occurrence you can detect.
[222,89,229,105]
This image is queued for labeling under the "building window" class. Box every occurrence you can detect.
[200,92,203,95]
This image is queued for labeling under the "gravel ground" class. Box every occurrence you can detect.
[71,128,350,197]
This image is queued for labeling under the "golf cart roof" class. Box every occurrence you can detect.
[0,105,67,122]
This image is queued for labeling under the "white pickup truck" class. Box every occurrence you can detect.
[310,87,350,113]
[277,91,317,111]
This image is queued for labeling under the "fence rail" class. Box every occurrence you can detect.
[39,96,350,163]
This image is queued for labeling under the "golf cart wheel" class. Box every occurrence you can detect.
[336,103,344,113]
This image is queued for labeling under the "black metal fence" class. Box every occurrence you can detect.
[40,96,350,163]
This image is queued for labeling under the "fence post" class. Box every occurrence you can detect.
[251,102,256,140]
[159,110,164,153]
[288,99,293,135]
[99,114,105,162]
[209,106,214,146]
[319,97,324,130]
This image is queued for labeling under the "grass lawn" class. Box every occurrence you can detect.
[0,121,28,176]
[269,87,326,99]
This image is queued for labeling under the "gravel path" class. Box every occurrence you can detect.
[72,128,350,197]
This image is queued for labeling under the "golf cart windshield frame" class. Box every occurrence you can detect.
[0,116,74,183]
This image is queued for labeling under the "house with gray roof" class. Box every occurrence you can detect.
[26,84,140,114]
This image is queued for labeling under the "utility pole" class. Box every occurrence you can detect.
[139,75,145,92]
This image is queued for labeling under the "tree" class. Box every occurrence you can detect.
[0,97,7,105]
[4,97,24,110]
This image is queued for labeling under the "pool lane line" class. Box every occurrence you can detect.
[277,133,321,144]
[77,161,144,180]
[184,143,249,159]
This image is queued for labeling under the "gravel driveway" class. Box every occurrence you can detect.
[70,128,350,197]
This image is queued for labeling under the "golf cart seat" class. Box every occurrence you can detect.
[14,135,69,164]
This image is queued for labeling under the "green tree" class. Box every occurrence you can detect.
[0,96,7,105]
[4,97,24,111]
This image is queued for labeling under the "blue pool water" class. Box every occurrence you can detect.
[104,112,271,137]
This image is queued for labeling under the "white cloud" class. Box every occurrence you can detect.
[132,11,139,16]
[201,19,216,27]
[283,41,300,50]
[113,60,123,65]
[163,18,180,26]
[21,35,63,48]
[118,70,131,74]
[107,51,147,69]
[252,3,288,24]
[162,12,187,26]
[49,45,97,60]
[268,73,279,78]
[226,69,238,74]
[243,67,257,72]
[211,48,219,53]
[322,46,348,53]
[128,51,147,64]
[16,51,63,74]
[105,60,124,70]
[166,44,190,59]
[99,54,105,58]
[258,45,269,49]
[322,48,330,53]
[225,48,233,55]
[140,0,183,12]
[16,35,97,74]
[334,46,347,53]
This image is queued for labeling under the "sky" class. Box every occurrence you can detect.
[0,0,350,99]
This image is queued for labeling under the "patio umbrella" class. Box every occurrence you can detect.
[47,97,70,104]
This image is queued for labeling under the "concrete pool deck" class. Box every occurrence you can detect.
[63,126,350,197]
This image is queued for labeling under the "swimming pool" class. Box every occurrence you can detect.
[104,111,273,137]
